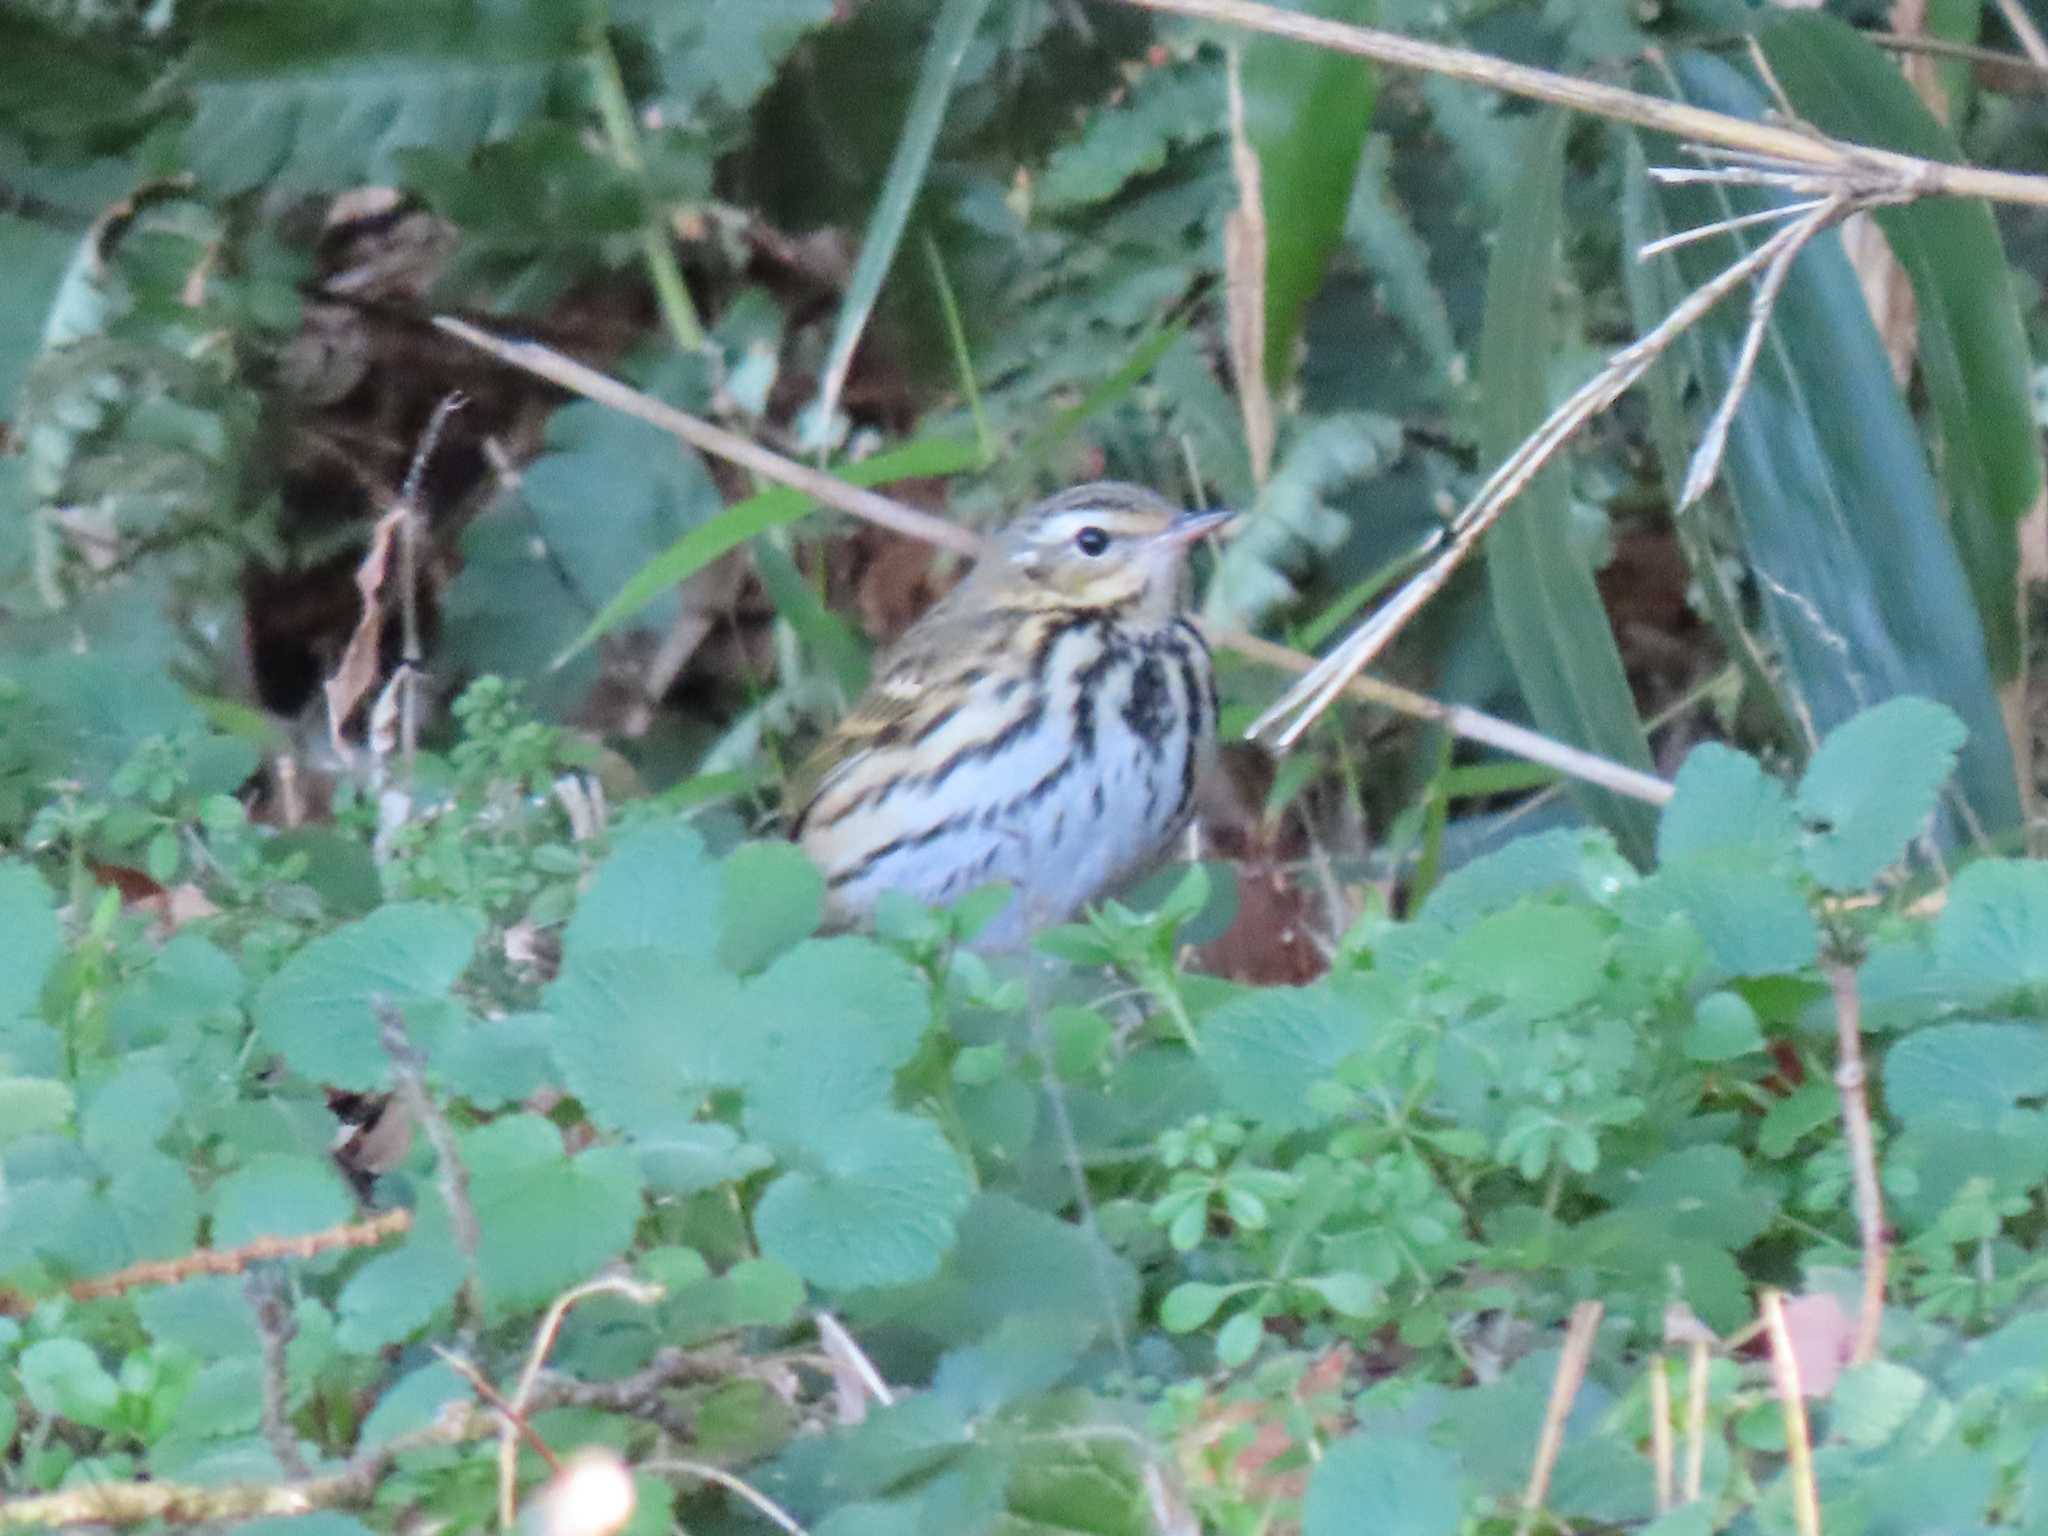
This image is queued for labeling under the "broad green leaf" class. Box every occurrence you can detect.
[1645,56,2019,840]
[135,1277,254,1358]
[1479,107,1658,865]
[1614,1145,1773,1248]
[1444,905,1611,1017]
[0,1078,71,1145]
[1242,0,1378,385]
[463,1115,646,1313]
[1686,991,1765,1061]
[1419,827,1606,928]
[335,1202,466,1352]
[562,819,722,964]
[1160,1282,1233,1333]
[1759,13,2042,681]
[1203,984,1369,1128]
[18,1339,120,1430]
[1885,1021,2048,1127]
[718,842,825,974]
[755,1108,971,1290]
[1039,63,1217,211]
[1646,854,1819,978]
[1658,743,1799,865]
[1304,1434,1463,1536]
[358,1358,469,1450]
[1796,697,1965,889]
[1934,858,2048,998]
[622,0,833,121]
[436,1012,555,1110]
[1832,1360,1930,1450]
[557,434,980,666]
[185,2,579,194]
[81,1060,183,1163]
[546,948,733,1137]
[0,861,59,1024]
[211,1155,354,1249]
[809,0,993,432]
[252,903,483,1091]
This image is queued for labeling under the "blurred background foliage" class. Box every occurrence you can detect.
[1,0,2046,891]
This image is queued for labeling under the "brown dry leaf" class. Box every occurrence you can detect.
[322,502,409,754]
[1223,49,1274,488]
[1177,1346,1358,1530]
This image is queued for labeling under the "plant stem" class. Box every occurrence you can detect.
[586,29,705,352]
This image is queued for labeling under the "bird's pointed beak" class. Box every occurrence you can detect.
[1157,507,1235,547]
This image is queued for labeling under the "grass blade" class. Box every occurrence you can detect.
[1478,109,1660,863]
[554,434,980,669]
[809,0,993,439]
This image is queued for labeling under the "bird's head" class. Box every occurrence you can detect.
[978,482,1233,623]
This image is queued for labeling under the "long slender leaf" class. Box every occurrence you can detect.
[1478,109,1659,865]
[808,0,992,438]
[1758,11,2041,684]
[1241,0,1379,388]
[1644,53,2020,839]
[555,434,981,667]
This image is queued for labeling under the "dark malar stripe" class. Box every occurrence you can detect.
[1167,633,1209,823]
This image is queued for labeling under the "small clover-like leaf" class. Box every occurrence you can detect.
[1797,697,1966,889]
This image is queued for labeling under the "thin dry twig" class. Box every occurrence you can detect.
[1222,46,1274,486]
[1827,960,1888,1365]
[434,318,1674,808]
[0,1209,413,1316]
[643,1459,811,1535]
[1684,1335,1709,1502]
[1516,1299,1604,1536]
[1649,1354,1674,1515]
[1109,0,2048,209]
[1248,194,1850,749]
[1993,0,2048,69]
[247,1271,309,1479]
[498,1276,668,1529]
[375,998,483,1327]
[1762,1290,1824,1536]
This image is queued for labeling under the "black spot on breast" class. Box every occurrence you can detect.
[1121,655,1173,751]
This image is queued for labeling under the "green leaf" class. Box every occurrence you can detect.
[1645,56,2019,840]
[1305,1434,1463,1536]
[718,842,825,974]
[0,860,59,1024]
[1933,858,2048,998]
[252,903,483,1091]
[755,1109,970,1290]
[622,0,833,121]
[562,820,721,965]
[1658,743,1799,865]
[1203,985,1367,1129]
[81,1059,182,1164]
[463,1115,646,1312]
[1215,1308,1265,1367]
[0,1078,72,1146]
[1686,991,1765,1061]
[18,1339,120,1430]
[557,434,980,666]
[1646,854,1819,978]
[334,1204,466,1351]
[1243,0,1378,384]
[546,948,733,1137]
[1832,1360,1929,1450]
[1444,905,1611,1017]
[185,2,578,194]
[1885,1021,2048,1128]
[1615,1145,1773,1248]
[1758,13,2042,681]
[1159,1282,1232,1333]
[1796,698,1966,889]
[1479,107,1658,865]
[211,1155,354,1250]
[358,1358,470,1450]
[809,0,993,432]
[1039,62,1217,211]
[436,1013,556,1110]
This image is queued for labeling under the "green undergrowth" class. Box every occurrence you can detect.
[4,679,2048,1534]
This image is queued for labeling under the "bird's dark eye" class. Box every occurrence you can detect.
[1074,526,1111,557]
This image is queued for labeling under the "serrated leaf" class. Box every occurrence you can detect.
[1649,854,1819,978]
[1039,63,1218,211]
[1444,905,1610,1017]
[719,842,825,974]
[1885,1021,2048,1128]
[1658,743,1799,865]
[546,948,735,1136]
[252,903,482,1091]
[755,1109,970,1290]
[0,862,59,1027]
[1934,858,2048,999]
[462,1115,645,1313]
[624,0,835,121]
[562,819,722,965]
[1305,1434,1462,1536]
[211,1155,354,1250]
[1796,698,1966,889]
[1203,985,1367,1129]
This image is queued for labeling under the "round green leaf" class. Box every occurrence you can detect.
[1685,991,1765,1061]
[718,840,824,974]
[1659,743,1799,864]
[1203,984,1366,1129]
[1935,858,2048,997]
[1797,698,1966,890]
[1159,1281,1231,1333]
[0,861,59,1024]
[211,1154,353,1250]
[1214,1308,1264,1367]
[1304,1434,1463,1536]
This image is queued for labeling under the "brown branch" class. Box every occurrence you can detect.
[377,998,484,1328]
[0,1347,743,1531]
[247,1272,309,1479]
[0,1210,413,1317]
[1106,0,2048,210]
[1516,1299,1604,1536]
[1827,960,1888,1364]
